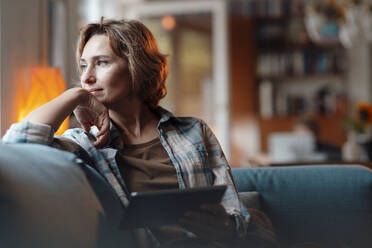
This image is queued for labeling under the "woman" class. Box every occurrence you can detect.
[3,18,277,247]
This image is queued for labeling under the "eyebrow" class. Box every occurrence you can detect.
[79,55,111,63]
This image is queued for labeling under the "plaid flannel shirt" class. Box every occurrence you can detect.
[2,107,256,244]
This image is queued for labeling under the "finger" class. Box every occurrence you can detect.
[183,211,216,224]
[80,121,92,132]
[179,213,236,241]
[178,217,228,240]
[94,131,109,147]
[96,116,110,137]
[200,203,228,216]
[95,130,109,145]
[182,211,228,231]
[93,137,105,147]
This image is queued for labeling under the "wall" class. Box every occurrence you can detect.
[347,40,372,106]
[0,0,44,135]
[50,0,79,86]
[229,17,261,166]
[0,0,78,136]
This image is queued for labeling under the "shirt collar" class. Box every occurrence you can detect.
[154,106,181,126]
[106,106,179,149]
[107,121,122,149]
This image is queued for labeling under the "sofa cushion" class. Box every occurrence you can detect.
[0,143,135,248]
[238,191,261,210]
[232,166,372,248]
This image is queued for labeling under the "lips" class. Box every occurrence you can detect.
[86,88,104,97]
[87,88,103,93]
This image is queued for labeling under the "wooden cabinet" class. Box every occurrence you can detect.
[259,115,346,152]
[229,14,348,157]
[228,1,349,163]
[229,17,257,119]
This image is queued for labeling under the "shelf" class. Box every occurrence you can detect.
[259,114,347,152]
[257,41,344,52]
[256,47,347,79]
[252,13,305,22]
[254,12,343,52]
[254,16,288,23]
[257,73,345,83]
[259,113,345,121]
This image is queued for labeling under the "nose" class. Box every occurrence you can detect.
[81,65,96,85]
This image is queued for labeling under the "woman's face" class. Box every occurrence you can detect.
[79,34,132,108]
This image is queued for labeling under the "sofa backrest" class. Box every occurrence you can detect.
[232,166,372,248]
[0,143,135,248]
[3,142,371,247]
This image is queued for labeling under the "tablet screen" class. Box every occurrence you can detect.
[120,185,227,229]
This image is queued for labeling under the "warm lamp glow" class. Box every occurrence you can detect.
[161,15,176,30]
[17,67,69,135]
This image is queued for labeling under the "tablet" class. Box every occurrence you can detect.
[120,185,227,229]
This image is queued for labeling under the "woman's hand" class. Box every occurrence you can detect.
[73,93,110,147]
[178,203,235,242]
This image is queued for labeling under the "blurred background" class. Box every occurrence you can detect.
[1,0,372,167]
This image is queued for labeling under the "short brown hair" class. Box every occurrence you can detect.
[76,18,168,109]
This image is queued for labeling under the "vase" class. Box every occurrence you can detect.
[342,132,364,161]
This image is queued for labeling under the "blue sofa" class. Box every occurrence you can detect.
[1,143,371,248]
[232,167,372,248]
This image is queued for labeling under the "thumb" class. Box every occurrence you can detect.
[96,117,110,137]
[80,121,92,132]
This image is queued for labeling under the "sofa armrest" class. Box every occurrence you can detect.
[0,143,134,248]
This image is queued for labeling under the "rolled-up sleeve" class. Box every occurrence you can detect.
[201,120,250,237]
[202,120,279,247]
[2,121,54,145]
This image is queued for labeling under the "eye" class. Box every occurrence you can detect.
[97,60,108,66]
[79,64,87,71]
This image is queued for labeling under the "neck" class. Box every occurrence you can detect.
[109,99,157,139]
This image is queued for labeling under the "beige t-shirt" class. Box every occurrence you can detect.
[117,137,179,193]
[116,137,189,243]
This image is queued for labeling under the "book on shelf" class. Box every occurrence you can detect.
[257,50,344,78]
[229,0,303,17]
[259,85,345,118]
[259,80,274,118]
